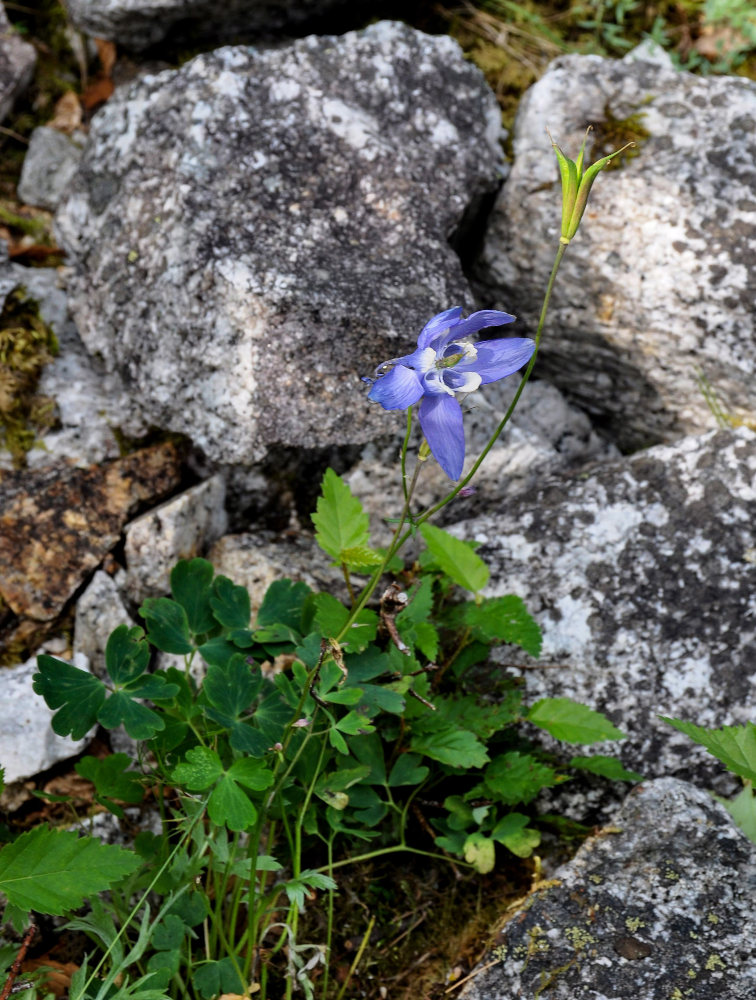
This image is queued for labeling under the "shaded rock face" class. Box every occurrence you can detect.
[476,53,756,451]
[62,0,378,52]
[460,778,756,1000]
[55,22,504,466]
[451,428,756,782]
[0,5,36,122]
[0,442,183,624]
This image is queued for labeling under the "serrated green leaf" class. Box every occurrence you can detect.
[170,558,216,635]
[419,523,489,593]
[529,698,624,744]
[569,755,643,782]
[312,593,378,652]
[661,718,756,783]
[104,625,151,684]
[210,575,251,629]
[484,751,565,805]
[491,813,541,858]
[413,621,439,661]
[139,598,194,655]
[339,545,383,569]
[0,826,140,914]
[75,754,143,804]
[33,655,105,740]
[410,727,489,769]
[312,468,374,564]
[463,833,496,873]
[388,753,429,787]
[720,785,756,844]
[463,595,542,658]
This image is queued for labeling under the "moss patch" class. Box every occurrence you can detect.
[0,286,59,467]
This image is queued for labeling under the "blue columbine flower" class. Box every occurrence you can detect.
[365,307,535,481]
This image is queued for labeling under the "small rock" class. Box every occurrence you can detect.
[123,475,227,605]
[0,441,183,623]
[17,126,86,211]
[74,569,134,677]
[460,778,756,1000]
[0,652,91,784]
[208,531,344,617]
[0,5,36,123]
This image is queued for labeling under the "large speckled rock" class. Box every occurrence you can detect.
[460,778,756,1000]
[55,22,505,466]
[476,53,756,450]
[18,126,86,211]
[449,428,756,784]
[0,4,36,122]
[62,0,376,52]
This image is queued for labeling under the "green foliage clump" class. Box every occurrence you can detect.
[20,469,640,1000]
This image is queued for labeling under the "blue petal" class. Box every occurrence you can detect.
[436,309,516,350]
[368,365,424,410]
[418,394,465,481]
[416,307,463,349]
[456,338,535,384]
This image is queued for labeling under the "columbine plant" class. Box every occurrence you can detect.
[14,132,635,1000]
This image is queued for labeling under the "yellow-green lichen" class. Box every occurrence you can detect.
[625,916,645,933]
[707,913,720,925]
[664,866,680,881]
[687,968,697,978]
[588,874,603,884]
[0,286,59,468]
[565,925,595,952]
[705,954,726,972]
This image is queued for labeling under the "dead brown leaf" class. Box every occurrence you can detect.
[48,91,82,134]
[82,77,115,111]
[23,959,78,998]
[95,38,117,78]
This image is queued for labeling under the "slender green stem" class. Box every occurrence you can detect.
[321,835,336,999]
[334,915,375,1000]
[400,405,414,505]
[318,843,473,874]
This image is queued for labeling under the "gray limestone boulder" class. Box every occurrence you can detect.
[0,4,36,123]
[476,53,756,451]
[17,126,86,211]
[449,428,756,785]
[460,778,756,1000]
[55,22,505,466]
[62,0,376,52]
